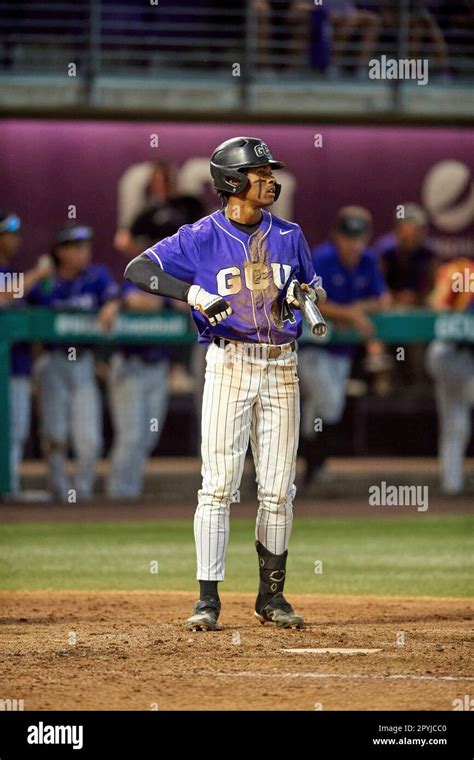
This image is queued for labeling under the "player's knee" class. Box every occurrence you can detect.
[443,418,470,442]
[115,429,144,452]
[307,387,343,424]
[41,437,67,454]
[196,501,232,517]
[11,430,28,448]
[258,486,296,513]
[322,400,344,425]
[76,435,101,459]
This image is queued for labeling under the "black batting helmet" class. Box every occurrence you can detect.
[210,136,284,201]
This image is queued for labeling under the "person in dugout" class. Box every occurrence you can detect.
[0,211,53,497]
[29,223,120,502]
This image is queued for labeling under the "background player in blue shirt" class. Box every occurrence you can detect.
[106,281,170,500]
[125,136,324,631]
[0,211,55,497]
[29,223,120,502]
[298,206,390,486]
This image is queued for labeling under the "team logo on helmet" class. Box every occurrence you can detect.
[254,143,271,159]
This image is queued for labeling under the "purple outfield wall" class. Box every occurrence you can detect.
[1,119,473,276]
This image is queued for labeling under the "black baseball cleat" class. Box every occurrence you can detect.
[186,596,222,631]
[254,592,304,629]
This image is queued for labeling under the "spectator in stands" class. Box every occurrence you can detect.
[374,203,436,307]
[254,0,377,74]
[206,0,246,63]
[435,0,474,32]
[378,1,451,81]
[253,0,300,69]
[325,1,382,78]
[426,257,474,494]
[298,206,390,487]
[106,283,170,500]
[0,212,53,497]
[434,1,474,78]
[29,224,120,502]
[114,160,205,259]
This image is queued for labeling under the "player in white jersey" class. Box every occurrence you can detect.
[426,257,474,495]
[125,137,325,630]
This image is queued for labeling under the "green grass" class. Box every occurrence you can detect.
[0,516,472,597]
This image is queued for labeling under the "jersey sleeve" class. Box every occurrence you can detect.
[366,253,388,297]
[296,229,321,289]
[144,224,199,284]
[25,282,45,306]
[121,280,138,297]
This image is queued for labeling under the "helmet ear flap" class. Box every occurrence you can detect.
[273,182,282,201]
[223,168,249,195]
[211,162,250,196]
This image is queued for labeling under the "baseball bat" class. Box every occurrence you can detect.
[292,280,328,339]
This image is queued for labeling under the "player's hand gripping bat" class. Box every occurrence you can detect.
[287,279,328,338]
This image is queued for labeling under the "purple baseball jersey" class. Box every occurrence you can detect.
[145,209,319,345]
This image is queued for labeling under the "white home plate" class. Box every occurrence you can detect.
[282,648,383,655]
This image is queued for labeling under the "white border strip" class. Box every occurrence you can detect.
[204,671,474,682]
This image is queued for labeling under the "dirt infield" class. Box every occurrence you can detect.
[1,591,472,711]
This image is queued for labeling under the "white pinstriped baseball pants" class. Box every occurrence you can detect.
[195,340,300,581]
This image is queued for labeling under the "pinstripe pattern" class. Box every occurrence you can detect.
[210,212,262,341]
[194,340,299,580]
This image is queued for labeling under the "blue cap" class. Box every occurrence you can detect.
[0,213,21,234]
[54,224,93,247]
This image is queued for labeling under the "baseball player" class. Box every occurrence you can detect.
[125,136,324,631]
[29,223,120,502]
[0,211,54,496]
[298,207,390,486]
[426,258,474,495]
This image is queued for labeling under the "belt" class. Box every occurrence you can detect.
[213,337,296,359]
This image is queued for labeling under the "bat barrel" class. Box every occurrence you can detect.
[312,320,328,338]
[293,280,328,340]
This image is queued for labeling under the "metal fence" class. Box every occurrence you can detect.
[1,0,473,112]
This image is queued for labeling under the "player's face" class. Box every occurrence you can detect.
[0,232,21,260]
[148,166,171,199]
[241,165,277,207]
[396,221,426,251]
[335,234,368,267]
[56,242,92,273]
